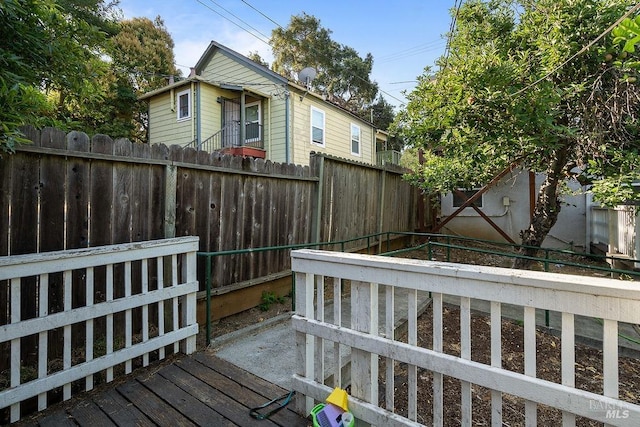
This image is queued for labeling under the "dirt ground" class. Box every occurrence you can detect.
[205,240,640,425]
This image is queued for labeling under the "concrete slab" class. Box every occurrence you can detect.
[211,286,431,390]
[212,288,640,392]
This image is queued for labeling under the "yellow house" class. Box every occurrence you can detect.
[139,41,385,166]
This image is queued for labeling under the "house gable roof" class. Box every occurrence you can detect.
[137,75,212,100]
[195,40,287,85]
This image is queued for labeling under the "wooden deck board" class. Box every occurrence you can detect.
[138,371,236,427]
[158,364,276,427]
[13,353,310,427]
[116,380,197,427]
[178,356,308,427]
[67,400,117,426]
[92,388,155,427]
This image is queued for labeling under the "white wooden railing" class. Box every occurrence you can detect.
[0,237,199,423]
[291,249,640,427]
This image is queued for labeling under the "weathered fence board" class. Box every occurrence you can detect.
[1,127,420,373]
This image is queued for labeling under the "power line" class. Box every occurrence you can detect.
[240,0,283,29]
[206,0,272,41]
[376,39,445,62]
[510,2,640,97]
[443,0,464,70]
[377,43,447,64]
[194,0,270,46]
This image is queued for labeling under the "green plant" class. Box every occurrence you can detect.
[259,291,286,311]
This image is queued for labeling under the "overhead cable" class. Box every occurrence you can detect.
[510,2,640,97]
[241,0,283,29]
[194,0,270,45]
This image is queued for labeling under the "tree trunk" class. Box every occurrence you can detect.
[513,147,569,269]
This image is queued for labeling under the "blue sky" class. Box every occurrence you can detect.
[119,0,455,108]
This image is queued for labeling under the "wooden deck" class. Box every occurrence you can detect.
[15,353,310,427]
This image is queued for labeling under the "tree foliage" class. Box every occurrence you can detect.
[0,0,118,151]
[271,13,380,117]
[394,0,640,263]
[1,2,180,147]
[105,16,180,142]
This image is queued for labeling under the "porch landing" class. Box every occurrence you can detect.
[15,353,309,427]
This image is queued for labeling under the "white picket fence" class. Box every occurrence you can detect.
[0,237,199,423]
[291,249,640,427]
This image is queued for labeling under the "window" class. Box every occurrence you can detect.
[350,124,361,155]
[245,101,261,142]
[177,89,191,121]
[311,106,325,146]
[453,189,483,208]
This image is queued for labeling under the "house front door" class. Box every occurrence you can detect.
[221,98,240,147]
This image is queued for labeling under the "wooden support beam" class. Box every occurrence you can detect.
[433,162,520,233]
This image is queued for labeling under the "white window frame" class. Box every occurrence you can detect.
[177,89,191,121]
[350,123,361,156]
[245,101,261,143]
[310,106,325,147]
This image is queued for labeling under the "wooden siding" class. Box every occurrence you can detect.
[292,92,375,166]
[148,90,194,146]
[199,84,222,142]
[200,50,289,162]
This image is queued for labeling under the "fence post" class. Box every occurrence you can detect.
[164,165,177,238]
[180,248,198,354]
[351,280,378,426]
[377,168,387,254]
[312,154,325,244]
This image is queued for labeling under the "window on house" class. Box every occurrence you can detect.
[177,89,191,121]
[351,124,361,155]
[453,189,483,208]
[245,101,261,142]
[311,106,325,146]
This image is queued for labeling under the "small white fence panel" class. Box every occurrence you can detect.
[0,237,199,423]
[291,249,640,427]
[591,206,639,268]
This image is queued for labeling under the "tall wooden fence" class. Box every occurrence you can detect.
[0,126,418,310]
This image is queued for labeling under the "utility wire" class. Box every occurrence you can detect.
[206,0,272,41]
[377,39,444,61]
[377,42,447,64]
[194,0,270,46]
[510,2,640,97]
[241,0,283,29]
[442,0,464,70]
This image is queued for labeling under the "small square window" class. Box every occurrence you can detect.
[453,189,483,208]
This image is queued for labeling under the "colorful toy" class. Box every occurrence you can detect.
[310,388,355,427]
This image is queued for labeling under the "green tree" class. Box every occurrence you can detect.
[0,0,119,151]
[247,51,269,68]
[46,15,179,143]
[106,16,180,142]
[395,0,640,267]
[271,13,379,113]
